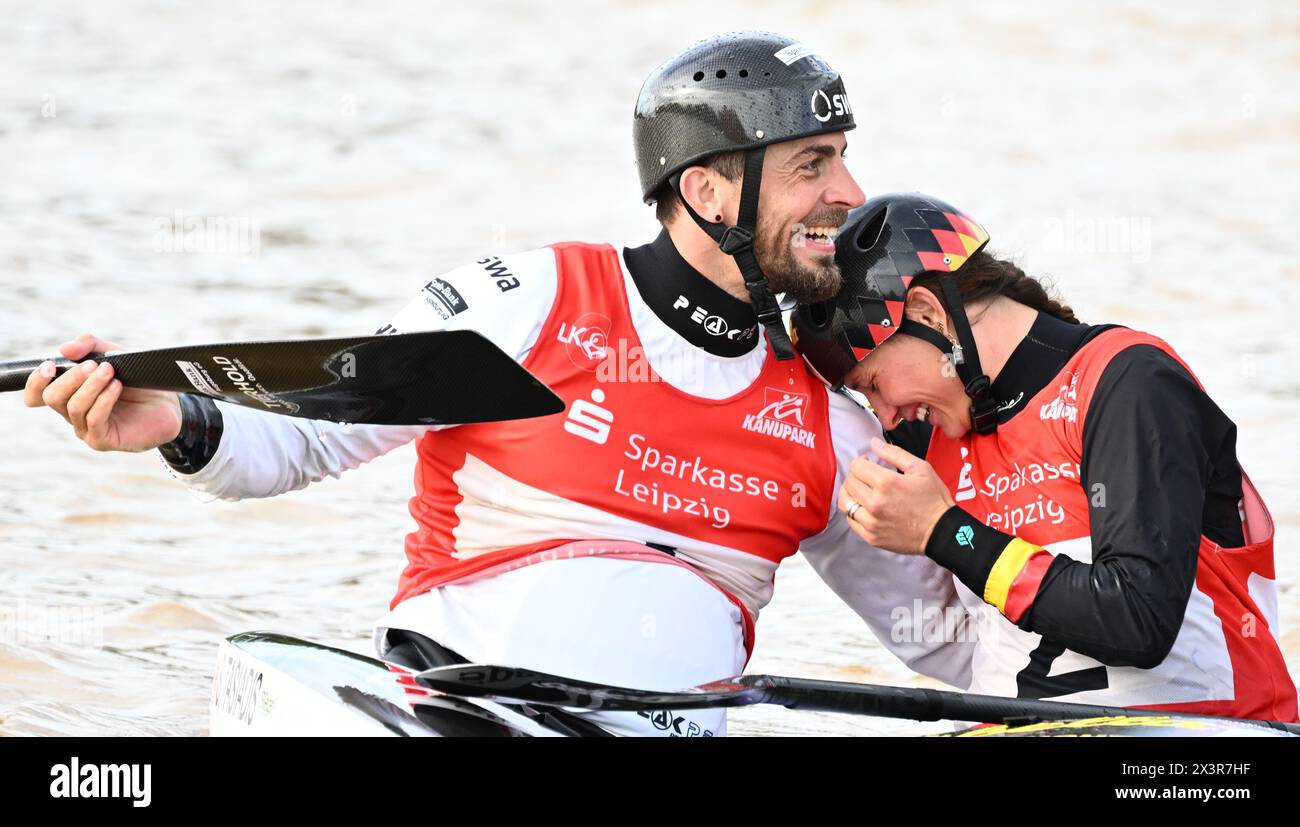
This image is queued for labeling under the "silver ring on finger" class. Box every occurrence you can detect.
[845,500,862,521]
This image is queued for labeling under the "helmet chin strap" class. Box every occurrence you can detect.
[896,276,1001,435]
[672,148,796,360]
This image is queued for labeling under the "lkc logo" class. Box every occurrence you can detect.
[557,312,611,371]
[742,387,816,448]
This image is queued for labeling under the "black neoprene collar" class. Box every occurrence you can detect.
[623,231,761,357]
[988,312,1103,422]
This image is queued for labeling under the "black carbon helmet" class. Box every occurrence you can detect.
[634,32,856,360]
[634,32,856,203]
[792,192,1002,434]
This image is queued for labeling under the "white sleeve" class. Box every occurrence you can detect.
[799,390,975,690]
[167,249,560,501]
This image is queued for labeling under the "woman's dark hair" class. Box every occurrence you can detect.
[911,250,1081,324]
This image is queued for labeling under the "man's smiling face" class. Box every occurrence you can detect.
[752,132,865,303]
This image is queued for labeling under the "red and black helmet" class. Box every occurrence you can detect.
[792,192,990,388]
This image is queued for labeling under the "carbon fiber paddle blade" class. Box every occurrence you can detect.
[415,664,759,711]
[0,331,564,425]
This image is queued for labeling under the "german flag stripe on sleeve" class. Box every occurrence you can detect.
[1002,549,1054,622]
[925,506,1027,607]
[984,538,1052,620]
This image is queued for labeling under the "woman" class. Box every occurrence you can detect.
[792,193,1297,722]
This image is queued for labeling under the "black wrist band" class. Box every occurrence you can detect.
[158,393,224,475]
[924,505,1015,596]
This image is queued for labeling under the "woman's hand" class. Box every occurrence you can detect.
[839,436,956,555]
[23,333,183,453]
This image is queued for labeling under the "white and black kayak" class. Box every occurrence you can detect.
[209,632,609,736]
[210,632,1299,737]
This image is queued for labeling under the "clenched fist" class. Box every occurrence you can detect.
[24,333,182,453]
[839,437,956,555]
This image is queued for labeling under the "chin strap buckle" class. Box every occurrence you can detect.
[742,274,781,326]
[718,225,754,255]
[966,374,1000,435]
[741,273,794,359]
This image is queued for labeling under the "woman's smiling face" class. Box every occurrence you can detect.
[844,324,973,439]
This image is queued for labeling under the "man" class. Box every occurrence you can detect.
[25,33,971,736]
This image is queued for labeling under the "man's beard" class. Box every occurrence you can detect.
[751,210,846,304]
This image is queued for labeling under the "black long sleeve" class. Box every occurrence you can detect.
[921,315,1247,668]
[925,338,1248,670]
[1013,346,1241,666]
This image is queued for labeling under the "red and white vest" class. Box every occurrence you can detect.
[927,328,1297,721]
[391,242,840,656]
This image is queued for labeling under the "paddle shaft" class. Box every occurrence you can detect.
[0,353,106,393]
[417,664,1300,735]
[748,675,1300,734]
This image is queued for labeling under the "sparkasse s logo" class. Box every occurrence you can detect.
[954,446,976,502]
[742,388,816,448]
[564,388,614,444]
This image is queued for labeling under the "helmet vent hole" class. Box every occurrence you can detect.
[716,69,727,79]
[739,69,749,78]
[693,71,704,81]
[856,208,887,250]
[763,71,770,77]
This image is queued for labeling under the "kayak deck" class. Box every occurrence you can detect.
[209,632,559,736]
[210,632,1295,737]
